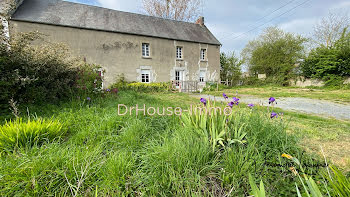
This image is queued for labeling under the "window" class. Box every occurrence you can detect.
[199,70,206,82]
[141,69,150,83]
[142,43,150,57]
[176,46,183,59]
[200,49,206,61]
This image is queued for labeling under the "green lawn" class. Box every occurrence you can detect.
[206,86,350,103]
[0,91,348,196]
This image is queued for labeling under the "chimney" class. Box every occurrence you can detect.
[196,16,204,26]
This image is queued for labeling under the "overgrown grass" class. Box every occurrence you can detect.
[0,91,331,196]
[0,118,67,155]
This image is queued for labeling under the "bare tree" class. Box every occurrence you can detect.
[313,10,350,48]
[142,0,203,22]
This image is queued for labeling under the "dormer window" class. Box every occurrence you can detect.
[142,43,150,57]
[176,46,183,59]
[200,49,206,61]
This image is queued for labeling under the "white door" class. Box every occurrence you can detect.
[175,70,183,88]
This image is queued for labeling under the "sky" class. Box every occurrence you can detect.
[65,0,350,54]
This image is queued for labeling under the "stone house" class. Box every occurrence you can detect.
[5,0,221,88]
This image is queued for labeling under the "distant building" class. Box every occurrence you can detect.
[8,0,221,88]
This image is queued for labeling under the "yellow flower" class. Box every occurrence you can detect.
[282,153,293,159]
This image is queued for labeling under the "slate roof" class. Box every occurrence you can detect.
[11,0,221,45]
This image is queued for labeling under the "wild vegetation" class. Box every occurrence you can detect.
[241,26,308,85]
[219,11,350,88]
[0,31,103,115]
[1,91,346,196]
[0,3,349,196]
[110,75,172,93]
[301,29,350,86]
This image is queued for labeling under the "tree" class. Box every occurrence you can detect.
[241,27,308,85]
[313,11,349,48]
[301,29,350,81]
[142,0,203,22]
[220,52,242,84]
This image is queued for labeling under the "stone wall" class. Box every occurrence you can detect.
[290,77,324,87]
[9,20,221,87]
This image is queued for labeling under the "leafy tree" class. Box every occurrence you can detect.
[220,52,242,84]
[242,27,308,85]
[301,29,350,82]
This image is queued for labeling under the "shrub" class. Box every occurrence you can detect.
[0,118,67,154]
[301,29,350,87]
[0,32,104,114]
[75,63,104,96]
[110,81,171,93]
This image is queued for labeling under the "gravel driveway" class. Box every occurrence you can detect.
[194,94,350,121]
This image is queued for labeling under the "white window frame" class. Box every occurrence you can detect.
[142,43,150,57]
[176,46,183,59]
[141,69,151,83]
[199,70,206,82]
[200,49,206,61]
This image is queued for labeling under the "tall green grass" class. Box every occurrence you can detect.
[0,118,66,155]
[0,91,328,196]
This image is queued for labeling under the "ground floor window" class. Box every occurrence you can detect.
[141,69,150,83]
[199,70,206,82]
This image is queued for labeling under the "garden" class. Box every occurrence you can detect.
[0,26,349,197]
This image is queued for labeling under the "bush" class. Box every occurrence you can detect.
[0,32,103,114]
[0,118,67,154]
[110,80,171,93]
[301,29,350,86]
[75,63,105,97]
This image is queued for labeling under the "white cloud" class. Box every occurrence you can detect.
[331,1,350,10]
[279,18,318,37]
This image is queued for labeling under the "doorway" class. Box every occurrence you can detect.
[175,70,184,88]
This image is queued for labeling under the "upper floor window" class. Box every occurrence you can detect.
[142,43,150,57]
[200,49,207,61]
[176,46,183,59]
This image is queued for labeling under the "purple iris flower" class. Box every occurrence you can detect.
[228,101,234,108]
[270,112,278,119]
[106,89,111,92]
[200,98,207,106]
[232,97,240,105]
[269,97,276,104]
[87,97,91,101]
[248,104,254,108]
[223,93,228,99]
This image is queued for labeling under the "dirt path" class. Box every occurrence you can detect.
[194,94,350,120]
